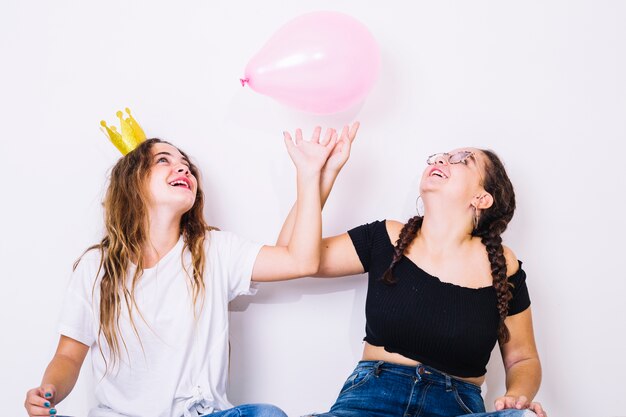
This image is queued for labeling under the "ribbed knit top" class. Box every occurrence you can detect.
[348,220,531,377]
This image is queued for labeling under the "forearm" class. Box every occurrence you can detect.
[283,169,324,274]
[503,357,542,401]
[41,353,82,404]
[276,170,339,246]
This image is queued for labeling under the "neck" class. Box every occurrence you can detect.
[143,208,182,268]
[419,197,473,254]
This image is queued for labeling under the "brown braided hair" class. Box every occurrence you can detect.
[381,215,423,285]
[382,149,516,344]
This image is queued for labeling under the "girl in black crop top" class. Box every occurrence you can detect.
[277,135,546,417]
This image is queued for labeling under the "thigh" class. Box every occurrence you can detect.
[418,378,485,417]
[207,403,287,417]
[310,364,414,417]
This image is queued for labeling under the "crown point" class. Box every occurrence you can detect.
[101,107,146,155]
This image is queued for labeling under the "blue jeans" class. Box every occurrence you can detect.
[309,361,537,417]
[204,403,288,417]
[58,404,286,417]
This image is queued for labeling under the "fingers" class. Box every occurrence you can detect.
[529,402,547,417]
[339,125,349,142]
[288,123,358,144]
[40,384,56,400]
[320,128,335,146]
[295,128,303,145]
[328,131,339,152]
[495,395,539,416]
[311,126,322,143]
[494,398,504,411]
[337,125,352,155]
[494,396,517,411]
[25,387,56,416]
[283,131,296,153]
[515,395,529,409]
[348,121,360,142]
[504,397,517,409]
[28,405,57,416]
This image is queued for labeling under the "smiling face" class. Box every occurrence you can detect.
[145,142,198,215]
[419,148,490,209]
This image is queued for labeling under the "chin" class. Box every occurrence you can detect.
[172,198,195,214]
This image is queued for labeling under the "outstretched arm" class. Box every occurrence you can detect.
[276,122,359,247]
[24,335,89,416]
[251,126,336,282]
[271,122,363,280]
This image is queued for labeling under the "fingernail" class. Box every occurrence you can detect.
[45,392,52,398]
[50,409,57,415]
[44,401,50,407]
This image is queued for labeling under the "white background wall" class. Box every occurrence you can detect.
[1,1,625,416]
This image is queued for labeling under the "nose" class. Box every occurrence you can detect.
[176,164,190,175]
[434,154,448,165]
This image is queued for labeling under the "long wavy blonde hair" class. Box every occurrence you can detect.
[75,138,214,370]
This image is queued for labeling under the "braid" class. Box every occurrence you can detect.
[478,220,511,343]
[381,216,423,284]
[473,149,516,344]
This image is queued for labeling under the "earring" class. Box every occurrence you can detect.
[472,206,480,230]
[415,195,425,217]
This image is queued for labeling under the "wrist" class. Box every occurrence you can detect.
[322,167,341,177]
[321,168,340,185]
[297,169,322,182]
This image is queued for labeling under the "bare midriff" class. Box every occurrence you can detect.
[361,342,485,387]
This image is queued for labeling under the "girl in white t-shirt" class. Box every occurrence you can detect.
[24,124,358,417]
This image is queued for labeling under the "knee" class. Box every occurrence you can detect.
[248,403,288,417]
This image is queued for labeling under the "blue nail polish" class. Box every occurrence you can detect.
[45,392,52,398]
[44,401,50,407]
[50,409,57,415]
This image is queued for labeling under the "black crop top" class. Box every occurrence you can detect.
[348,220,531,378]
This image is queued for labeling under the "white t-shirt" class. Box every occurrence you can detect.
[58,230,263,417]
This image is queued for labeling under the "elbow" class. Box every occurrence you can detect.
[299,259,320,277]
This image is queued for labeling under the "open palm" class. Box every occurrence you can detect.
[283,127,337,173]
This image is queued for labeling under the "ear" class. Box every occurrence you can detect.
[475,192,493,210]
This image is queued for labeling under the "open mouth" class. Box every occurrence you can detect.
[169,179,192,190]
[429,168,448,179]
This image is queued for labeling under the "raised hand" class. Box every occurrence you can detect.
[323,121,360,175]
[274,122,359,248]
[283,126,338,175]
[25,384,57,417]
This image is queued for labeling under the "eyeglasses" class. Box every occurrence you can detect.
[426,151,474,166]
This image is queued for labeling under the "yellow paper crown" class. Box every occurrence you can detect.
[100,108,146,155]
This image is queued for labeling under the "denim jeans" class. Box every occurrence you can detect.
[203,403,288,417]
[309,361,537,417]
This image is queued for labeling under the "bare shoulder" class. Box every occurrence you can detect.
[502,245,520,276]
[385,219,405,243]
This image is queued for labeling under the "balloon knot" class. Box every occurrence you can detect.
[240,78,249,87]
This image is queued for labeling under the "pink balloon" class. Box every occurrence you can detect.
[242,11,380,114]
